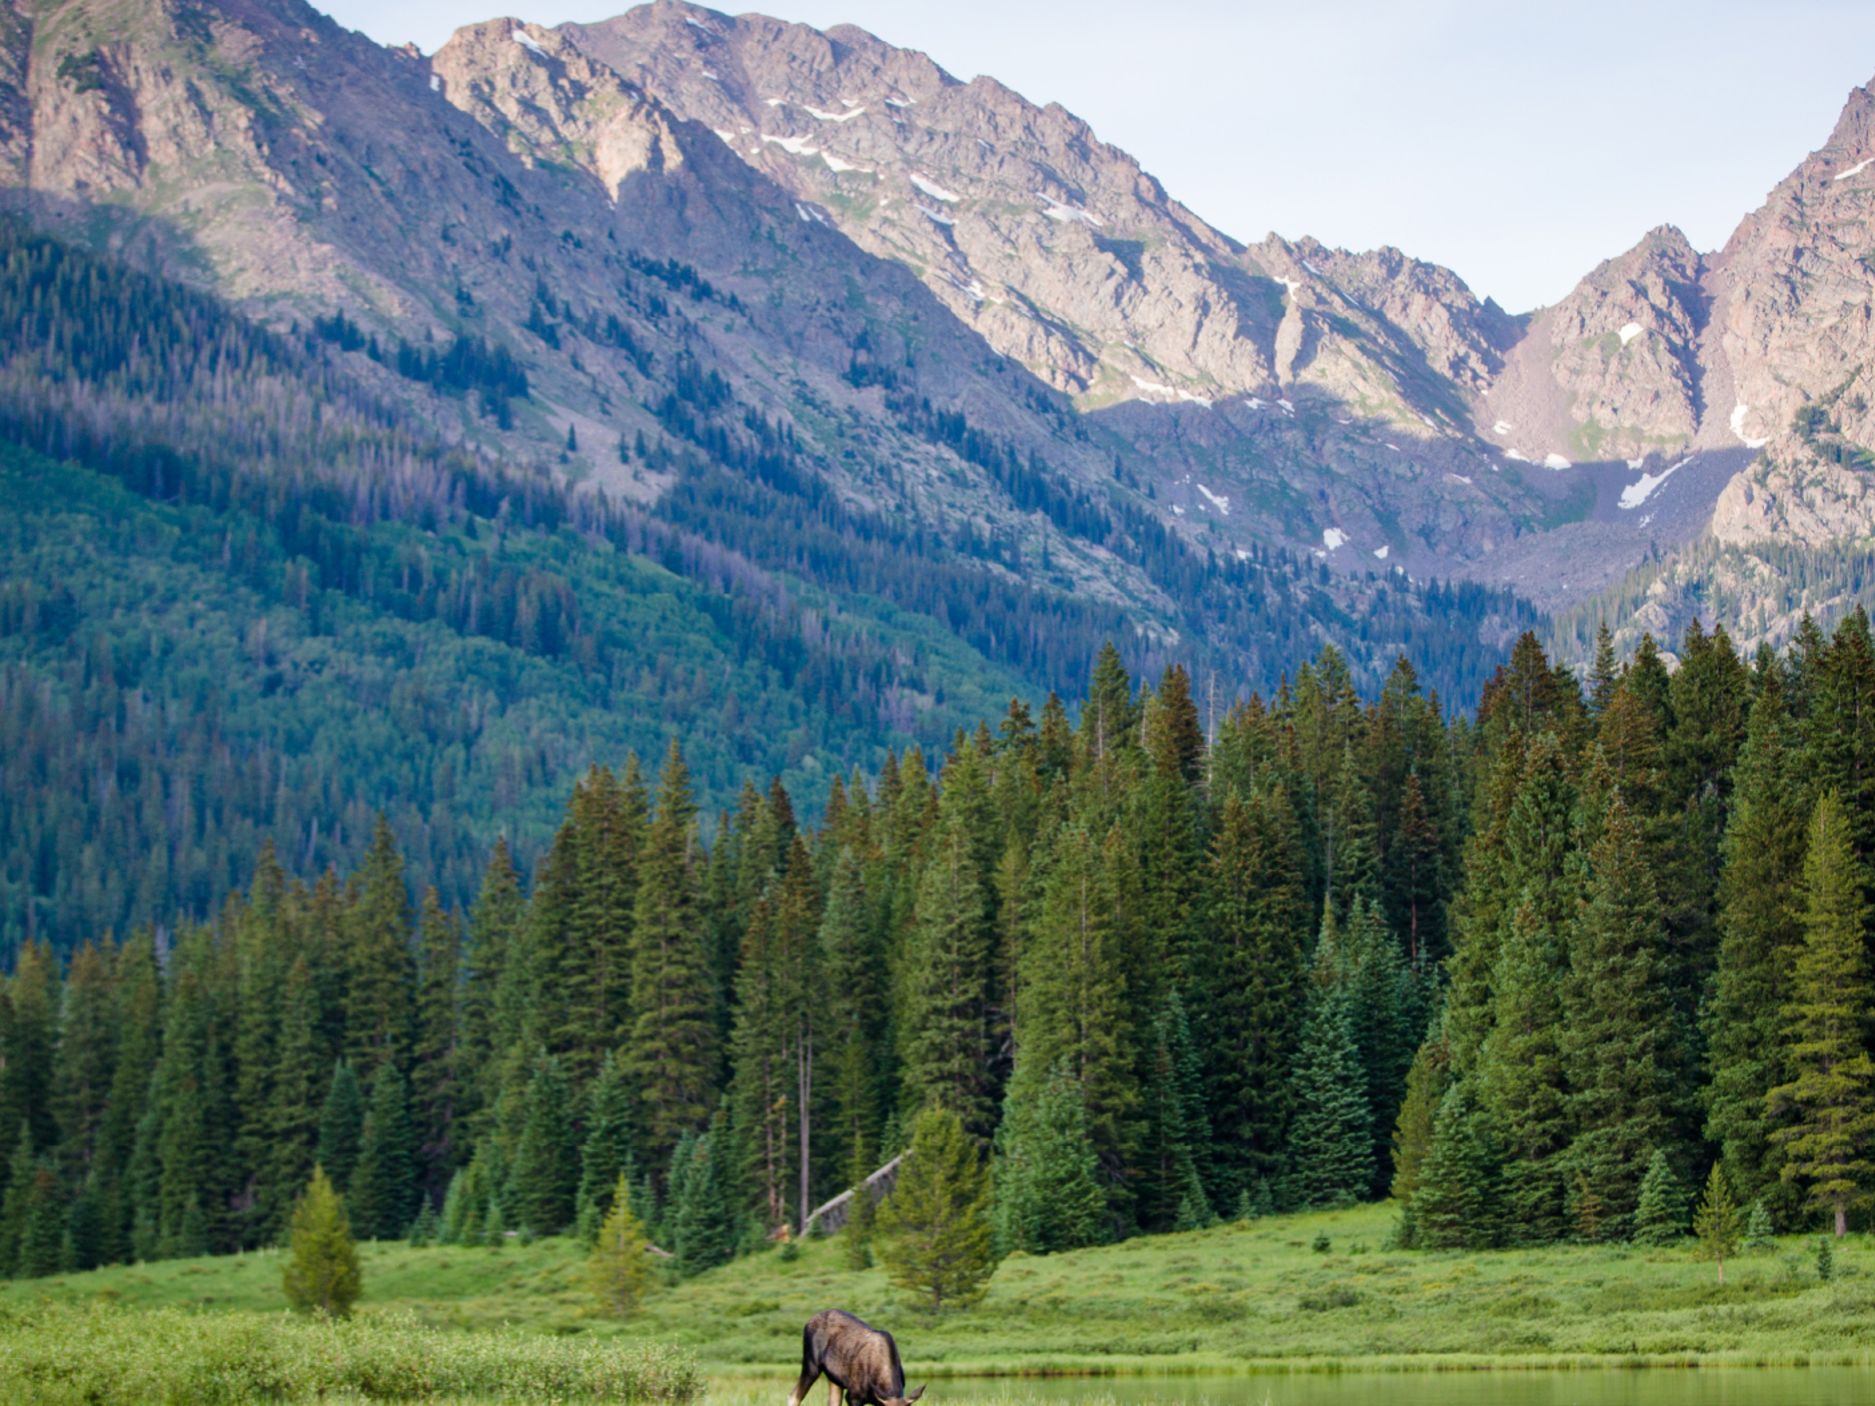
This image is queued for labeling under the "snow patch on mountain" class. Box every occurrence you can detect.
[1043,200,1103,227]
[762,133,820,157]
[1620,457,1691,510]
[1544,453,1572,470]
[1730,402,1770,449]
[805,105,866,122]
[1373,544,1390,559]
[910,174,960,203]
[1619,322,1643,346]
[1196,484,1231,515]
[512,26,546,56]
[1835,156,1874,181]
[1130,375,1212,407]
[1322,527,1348,551]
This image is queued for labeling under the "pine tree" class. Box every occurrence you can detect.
[282,1166,361,1317]
[771,836,823,1233]
[0,941,58,1176]
[460,840,524,1150]
[1767,791,1875,1237]
[992,1060,1106,1255]
[1743,1198,1775,1250]
[877,1106,995,1312]
[0,1130,37,1274]
[1391,1020,1449,1203]
[1565,793,1684,1236]
[261,959,325,1240]
[668,1131,735,1277]
[900,813,994,1136]
[151,957,223,1259]
[729,896,790,1229]
[411,888,461,1199]
[1018,822,1133,1193]
[317,1063,365,1194]
[344,817,415,1079]
[1588,622,1619,717]
[576,1050,638,1242]
[820,847,888,1209]
[1693,1163,1742,1284]
[350,1064,418,1240]
[1205,788,1309,1207]
[1410,1084,1499,1250]
[626,741,718,1171]
[52,939,119,1193]
[1705,668,1808,1223]
[1631,1149,1689,1245]
[510,1055,579,1237]
[588,1174,654,1317]
[96,932,161,1265]
[1284,974,1374,1210]
[1473,735,1579,1243]
[1136,993,1212,1231]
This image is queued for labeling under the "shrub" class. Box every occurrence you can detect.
[282,1166,361,1318]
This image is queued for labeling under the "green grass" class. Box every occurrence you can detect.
[8,1204,1875,1377]
[0,1301,700,1404]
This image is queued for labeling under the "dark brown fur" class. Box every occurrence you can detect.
[788,1310,925,1406]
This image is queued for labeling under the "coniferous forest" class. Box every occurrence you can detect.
[8,611,1875,1285]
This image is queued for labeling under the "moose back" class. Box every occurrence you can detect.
[789,1310,926,1406]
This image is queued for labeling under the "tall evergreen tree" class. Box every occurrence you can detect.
[1284,957,1374,1210]
[344,818,415,1078]
[1767,792,1875,1237]
[1410,1083,1500,1250]
[317,1063,365,1195]
[1205,788,1309,1206]
[350,1063,419,1240]
[992,1060,1106,1255]
[460,839,524,1149]
[1018,822,1133,1193]
[263,958,327,1239]
[900,812,994,1136]
[1705,670,1809,1224]
[877,1105,995,1312]
[626,741,718,1173]
[509,1054,579,1236]
[576,1050,637,1242]
[668,1130,736,1277]
[411,888,461,1199]
[1565,793,1685,1237]
[1473,734,1579,1243]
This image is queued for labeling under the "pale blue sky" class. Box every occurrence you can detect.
[313,0,1875,312]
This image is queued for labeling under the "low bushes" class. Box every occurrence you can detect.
[0,1303,701,1404]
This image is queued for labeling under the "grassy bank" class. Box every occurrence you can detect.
[0,1301,700,1404]
[5,1203,1875,1375]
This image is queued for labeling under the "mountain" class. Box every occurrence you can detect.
[6,0,1875,943]
[0,0,1535,949]
[549,3,1875,617]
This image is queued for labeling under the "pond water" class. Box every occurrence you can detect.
[911,1370,1875,1406]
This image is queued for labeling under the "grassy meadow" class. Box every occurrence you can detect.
[7,1201,1875,1398]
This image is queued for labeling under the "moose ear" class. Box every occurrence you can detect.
[907,1389,925,1402]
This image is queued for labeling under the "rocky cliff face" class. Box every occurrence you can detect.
[5,0,1875,635]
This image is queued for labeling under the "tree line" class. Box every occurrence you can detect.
[8,614,1875,1283]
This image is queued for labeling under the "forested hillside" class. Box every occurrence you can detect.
[7,616,1875,1283]
[0,221,1535,956]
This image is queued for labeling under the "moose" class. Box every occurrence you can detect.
[788,1310,926,1406]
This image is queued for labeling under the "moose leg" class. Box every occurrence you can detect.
[829,1382,841,1406]
[787,1362,819,1406]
